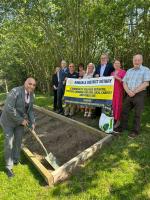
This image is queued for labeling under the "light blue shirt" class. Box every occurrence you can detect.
[100,64,106,76]
[123,65,150,91]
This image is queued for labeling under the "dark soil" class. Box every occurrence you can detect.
[23,109,103,167]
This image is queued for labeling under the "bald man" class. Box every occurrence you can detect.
[114,55,150,138]
[0,78,36,177]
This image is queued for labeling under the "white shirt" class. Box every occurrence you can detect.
[25,90,30,104]
[100,64,106,76]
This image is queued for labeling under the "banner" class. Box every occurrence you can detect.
[64,76,114,107]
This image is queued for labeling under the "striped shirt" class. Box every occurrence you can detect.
[123,65,150,91]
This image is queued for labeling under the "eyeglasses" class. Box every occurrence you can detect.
[69,66,74,68]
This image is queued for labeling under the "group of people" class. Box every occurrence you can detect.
[0,53,150,179]
[52,54,150,136]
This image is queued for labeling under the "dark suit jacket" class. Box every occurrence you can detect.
[94,63,114,77]
[0,86,35,128]
[52,73,58,88]
[58,67,69,89]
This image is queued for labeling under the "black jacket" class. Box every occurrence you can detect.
[94,63,114,77]
[66,71,79,79]
[52,73,59,88]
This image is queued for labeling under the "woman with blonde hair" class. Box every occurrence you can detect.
[83,63,95,118]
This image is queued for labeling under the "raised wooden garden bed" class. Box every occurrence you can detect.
[22,105,112,186]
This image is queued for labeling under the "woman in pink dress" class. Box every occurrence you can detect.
[111,59,126,128]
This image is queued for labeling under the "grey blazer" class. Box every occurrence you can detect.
[0,86,35,128]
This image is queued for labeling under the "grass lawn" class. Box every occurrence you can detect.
[0,94,150,200]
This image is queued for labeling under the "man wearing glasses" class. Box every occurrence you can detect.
[0,78,36,178]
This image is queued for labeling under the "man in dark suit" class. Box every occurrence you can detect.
[94,54,114,116]
[0,78,36,178]
[94,54,114,77]
[57,60,69,114]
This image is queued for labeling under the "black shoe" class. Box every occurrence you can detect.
[6,169,15,178]
[59,110,64,115]
[14,161,19,165]
[113,126,123,133]
[112,127,123,136]
[57,110,63,114]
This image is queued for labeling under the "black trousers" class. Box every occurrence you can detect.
[53,90,57,110]
[57,86,65,112]
[120,91,146,134]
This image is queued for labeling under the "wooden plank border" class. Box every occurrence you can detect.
[51,134,112,184]
[22,147,54,186]
[22,134,112,186]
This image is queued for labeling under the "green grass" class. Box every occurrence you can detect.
[0,94,150,200]
[34,93,53,109]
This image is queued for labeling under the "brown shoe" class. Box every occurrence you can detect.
[128,132,138,138]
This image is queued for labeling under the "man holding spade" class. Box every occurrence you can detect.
[0,78,36,178]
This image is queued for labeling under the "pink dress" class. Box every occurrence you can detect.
[111,69,126,121]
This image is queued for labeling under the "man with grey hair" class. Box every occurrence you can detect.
[94,54,114,77]
[94,54,114,117]
[57,60,69,114]
[114,54,150,138]
[0,78,36,177]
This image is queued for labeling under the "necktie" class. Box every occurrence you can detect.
[27,93,29,100]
